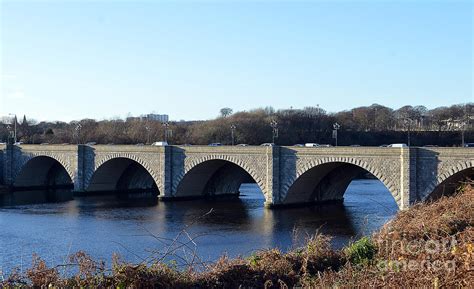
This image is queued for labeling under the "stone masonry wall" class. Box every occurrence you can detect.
[278,147,405,208]
[1,145,473,209]
[79,145,166,193]
[416,147,474,201]
[169,146,274,202]
[6,144,78,186]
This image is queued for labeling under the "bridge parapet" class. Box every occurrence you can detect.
[0,145,472,209]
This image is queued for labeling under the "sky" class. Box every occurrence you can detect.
[0,0,472,122]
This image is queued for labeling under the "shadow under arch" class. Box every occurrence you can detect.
[282,161,399,208]
[86,157,160,199]
[11,156,74,204]
[426,167,474,201]
[174,159,265,200]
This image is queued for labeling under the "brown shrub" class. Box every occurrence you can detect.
[2,184,472,288]
[25,254,59,287]
[197,255,262,288]
[305,185,474,287]
[195,234,343,288]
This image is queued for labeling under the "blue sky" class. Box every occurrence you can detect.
[1,0,472,122]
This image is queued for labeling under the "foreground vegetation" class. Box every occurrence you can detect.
[1,185,473,288]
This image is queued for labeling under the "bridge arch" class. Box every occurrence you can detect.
[281,157,399,208]
[14,153,75,184]
[84,153,162,191]
[12,155,74,203]
[421,161,474,201]
[173,156,268,201]
[86,157,160,197]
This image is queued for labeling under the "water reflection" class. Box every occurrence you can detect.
[0,180,398,274]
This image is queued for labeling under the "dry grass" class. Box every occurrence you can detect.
[2,185,473,288]
[305,184,474,288]
[196,233,343,288]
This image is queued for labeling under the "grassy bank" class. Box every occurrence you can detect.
[2,185,473,288]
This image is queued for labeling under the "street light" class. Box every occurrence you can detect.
[145,124,151,144]
[6,124,13,144]
[163,122,172,143]
[461,104,470,147]
[333,122,340,146]
[230,124,236,146]
[403,118,412,146]
[74,123,82,144]
[8,113,17,143]
[270,119,278,144]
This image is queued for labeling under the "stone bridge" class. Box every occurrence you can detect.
[1,144,473,209]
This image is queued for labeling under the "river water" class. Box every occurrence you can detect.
[0,180,398,274]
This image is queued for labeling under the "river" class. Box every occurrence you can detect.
[0,180,398,274]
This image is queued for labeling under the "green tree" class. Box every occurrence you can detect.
[220,107,233,118]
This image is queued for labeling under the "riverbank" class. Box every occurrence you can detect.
[1,184,472,288]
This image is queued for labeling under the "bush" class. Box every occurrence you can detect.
[344,237,377,266]
[2,184,472,288]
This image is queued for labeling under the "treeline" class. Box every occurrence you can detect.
[0,103,472,146]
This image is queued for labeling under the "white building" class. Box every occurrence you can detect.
[146,114,169,122]
[126,113,169,122]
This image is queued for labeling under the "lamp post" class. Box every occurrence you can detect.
[333,122,340,146]
[74,123,82,144]
[145,124,151,144]
[403,118,412,146]
[270,119,278,144]
[8,113,17,143]
[163,122,171,143]
[461,104,469,147]
[230,124,236,146]
[6,124,13,144]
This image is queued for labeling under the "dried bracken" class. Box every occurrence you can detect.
[304,184,474,288]
[2,185,473,288]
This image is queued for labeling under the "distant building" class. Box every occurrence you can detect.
[126,113,169,123]
[145,114,169,122]
[443,116,473,131]
[126,116,141,122]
